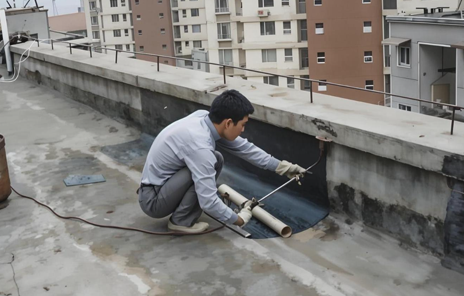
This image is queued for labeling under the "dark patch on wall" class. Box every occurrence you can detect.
[443,180,464,274]
[311,118,338,137]
[442,154,464,180]
[332,183,444,255]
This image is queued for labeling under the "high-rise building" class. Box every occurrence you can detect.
[130,0,175,66]
[306,0,384,105]
[84,0,135,52]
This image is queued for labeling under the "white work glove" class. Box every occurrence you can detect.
[237,206,253,228]
[276,160,306,179]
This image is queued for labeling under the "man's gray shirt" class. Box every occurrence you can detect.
[141,110,280,224]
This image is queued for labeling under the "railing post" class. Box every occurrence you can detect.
[157,56,160,72]
[69,43,72,54]
[451,107,456,135]
[89,46,92,58]
[51,40,54,50]
[115,50,119,64]
[310,81,314,103]
[36,40,39,47]
[223,66,226,84]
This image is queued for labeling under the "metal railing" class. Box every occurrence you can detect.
[18,37,464,136]
[218,34,231,40]
[215,7,230,13]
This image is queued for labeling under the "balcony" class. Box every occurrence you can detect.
[215,7,230,14]
[218,33,232,40]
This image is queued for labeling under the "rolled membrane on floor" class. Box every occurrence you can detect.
[218,184,292,238]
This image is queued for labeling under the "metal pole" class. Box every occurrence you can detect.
[115,50,119,64]
[310,81,314,103]
[36,40,39,47]
[223,66,226,84]
[51,40,54,50]
[69,43,72,54]
[451,107,456,135]
[89,46,92,58]
[157,56,160,72]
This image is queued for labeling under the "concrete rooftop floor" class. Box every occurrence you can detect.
[1,68,464,296]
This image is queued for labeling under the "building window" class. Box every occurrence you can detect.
[193,40,202,48]
[183,9,187,18]
[399,47,410,66]
[123,14,127,21]
[301,75,311,90]
[185,60,193,67]
[121,0,126,6]
[300,48,309,68]
[162,44,167,50]
[138,30,143,35]
[192,25,201,33]
[125,44,130,51]
[158,0,163,2]
[113,30,121,37]
[399,104,412,111]
[91,16,98,25]
[260,21,276,35]
[263,76,279,86]
[365,80,374,90]
[284,48,293,61]
[262,49,277,62]
[140,46,144,52]
[185,41,190,47]
[135,0,140,4]
[299,20,307,41]
[219,49,233,65]
[137,15,141,20]
[283,21,291,35]
[110,0,118,7]
[362,0,371,3]
[112,14,119,22]
[92,31,100,39]
[315,23,324,34]
[191,9,199,17]
[159,13,164,18]
[363,21,372,33]
[161,28,166,34]
[364,51,373,63]
[287,77,295,88]
[217,23,231,39]
[90,1,96,9]
[258,0,274,8]
[115,44,123,50]
[317,52,325,64]
[124,29,129,36]
[282,0,290,5]
[184,25,189,33]
[318,79,327,91]
[314,0,322,5]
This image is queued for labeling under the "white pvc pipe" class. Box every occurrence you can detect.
[218,184,292,238]
[0,9,13,74]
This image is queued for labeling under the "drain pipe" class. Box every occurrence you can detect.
[0,135,12,203]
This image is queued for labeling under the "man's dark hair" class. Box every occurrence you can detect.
[209,90,254,125]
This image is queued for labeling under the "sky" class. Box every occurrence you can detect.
[0,0,81,16]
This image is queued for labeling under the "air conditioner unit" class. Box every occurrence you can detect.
[257,9,270,17]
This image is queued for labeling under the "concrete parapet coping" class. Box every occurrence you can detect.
[11,42,464,180]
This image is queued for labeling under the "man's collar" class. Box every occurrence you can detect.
[204,115,221,141]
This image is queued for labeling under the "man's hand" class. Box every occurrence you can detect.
[235,206,253,228]
[276,160,306,179]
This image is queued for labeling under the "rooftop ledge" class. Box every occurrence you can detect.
[10,42,464,181]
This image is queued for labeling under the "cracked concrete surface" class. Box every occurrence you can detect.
[2,70,464,295]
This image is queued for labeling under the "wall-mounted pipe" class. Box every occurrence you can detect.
[218,184,292,238]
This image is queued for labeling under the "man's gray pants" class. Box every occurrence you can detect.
[138,151,224,227]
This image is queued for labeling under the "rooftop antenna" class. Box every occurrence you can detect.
[52,0,58,15]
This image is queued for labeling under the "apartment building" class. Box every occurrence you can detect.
[84,0,135,52]
[130,0,175,65]
[306,0,383,104]
[382,0,461,106]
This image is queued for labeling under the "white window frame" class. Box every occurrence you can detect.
[284,48,293,62]
[283,21,291,35]
[140,46,145,52]
[90,1,96,10]
[258,0,274,8]
[217,22,231,39]
[264,76,279,86]
[112,14,119,22]
[191,9,200,17]
[123,14,127,21]
[162,44,167,50]
[161,28,166,34]
[137,15,141,20]
[287,77,295,88]
[314,0,322,6]
[363,21,372,33]
[121,0,126,6]
[317,52,325,64]
[159,13,164,18]
[92,31,99,39]
[184,25,188,33]
[115,44,123,50]
[315,23,324,35]
[192,25,201,33]
[282,0,290,6]
[185,60,193,67]
[182,9,187,18]
[110,0,118,7]
[219,49,233,65]
[318,80,327,91]
[124,29,129,36]
[193,40,202,48]
[362,0,371,4]
[364,51,373,63]
[91,16,98,25]
[399,46,410,67]
[365,80,374,90]
[125,44,130,51]
[138,30,143,35]
[399,104,412,111]
[262,49,277,62]
[113,30,121,37]
[185,41,190,47]
[260,21,276,36]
